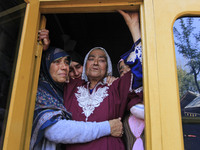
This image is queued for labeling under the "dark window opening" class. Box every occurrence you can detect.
[45,13,134,76]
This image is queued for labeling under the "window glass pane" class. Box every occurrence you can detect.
[173,17,200,150]
[0,1,26,148]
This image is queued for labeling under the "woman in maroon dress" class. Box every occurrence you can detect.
[64,10,142,150]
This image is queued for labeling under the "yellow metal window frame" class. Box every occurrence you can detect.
[2,0,200,150]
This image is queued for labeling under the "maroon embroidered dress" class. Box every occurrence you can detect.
[64,43,143,149]
[64,71,141,150]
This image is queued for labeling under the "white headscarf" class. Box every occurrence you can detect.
[81,47,113,84]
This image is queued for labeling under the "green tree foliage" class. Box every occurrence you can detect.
[177,65,198,98]
[173,17,200,93]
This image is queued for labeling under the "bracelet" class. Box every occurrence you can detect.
[131,38,141,50]
[134,38,141,46]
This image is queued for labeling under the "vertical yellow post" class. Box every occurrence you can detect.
[142,1,163,150]
[143,0,200,149]
[24,15,47,150]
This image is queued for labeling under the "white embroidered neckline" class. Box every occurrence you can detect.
[75,84,109,121]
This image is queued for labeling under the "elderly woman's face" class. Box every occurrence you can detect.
[49,56,70,83]
[86,49,107,81]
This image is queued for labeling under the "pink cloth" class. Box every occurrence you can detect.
[128,115,144,150]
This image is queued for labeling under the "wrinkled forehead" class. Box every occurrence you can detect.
[47,48,70,62]
[88,49,107,58]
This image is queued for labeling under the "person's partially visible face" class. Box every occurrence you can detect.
[119,60,130,77]
[49,56,70,84]
[86,49,107,81]
[69,61,83,79]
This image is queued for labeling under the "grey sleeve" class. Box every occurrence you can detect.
[44,119,110,144]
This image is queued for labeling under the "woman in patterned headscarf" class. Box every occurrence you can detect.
[30,47,122,150]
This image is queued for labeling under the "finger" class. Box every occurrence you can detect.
[106,77,111,86]
[38,35,47,41]
[118,10,130,21]
[38,37,46,42]
[107,77,111,83]
[38,35,50,43]
[43,38,49,43]
[38,32,48,38]
[39,33,49,38]
[39,34,49,39]
[38,30,49,37]
[111,78,115,84]
[117,10,125,16]
[40,28,49,32]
